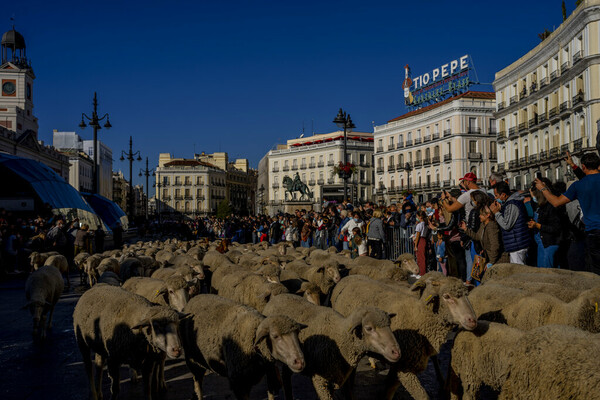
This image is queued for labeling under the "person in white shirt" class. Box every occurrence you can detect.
[341,212,364,240]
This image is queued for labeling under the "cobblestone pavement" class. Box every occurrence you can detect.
[0,274,458,400]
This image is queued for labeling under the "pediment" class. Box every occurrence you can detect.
[16,129,40,151]
[0,62,18,70]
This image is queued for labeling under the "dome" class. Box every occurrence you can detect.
[1,27,26,50]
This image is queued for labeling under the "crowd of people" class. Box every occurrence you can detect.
[2,151,599,283]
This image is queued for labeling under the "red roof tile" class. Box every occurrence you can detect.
[387,91,495,123]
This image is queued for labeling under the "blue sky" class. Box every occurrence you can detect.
[6,0,571,187]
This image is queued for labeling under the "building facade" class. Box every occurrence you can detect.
[155,153,227,218]
[374,91,497,204]
[0,27,69,180]
[62,150,93,193]
[494,0,600,189]
[112,171,129,212]
[263,131,374,214]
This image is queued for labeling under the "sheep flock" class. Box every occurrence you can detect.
[23,238,600,399]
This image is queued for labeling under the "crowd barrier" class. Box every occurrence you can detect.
[384,226,415,260]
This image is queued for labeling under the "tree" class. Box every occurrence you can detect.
[562,1,567,21]
[538,28,552,42]
[576,0,584,7]
[216,199,231,219]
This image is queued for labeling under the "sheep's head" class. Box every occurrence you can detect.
[132,308,189,359]
[296,282,321,305]
[346,307,400,363]
[395,253,419,275]
[411,272,476,330]
[156,276,191,312]
[258,264,281,284]
[254,315,306,372]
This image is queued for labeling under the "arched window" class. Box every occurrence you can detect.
[399,154,404,165]
[416,150,422,161]
[425,148,431,160]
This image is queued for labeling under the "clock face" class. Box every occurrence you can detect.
[2,81,16,95]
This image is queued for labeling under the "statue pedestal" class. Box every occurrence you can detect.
[281,200,316,214]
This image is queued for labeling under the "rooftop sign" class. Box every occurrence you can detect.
[403,55,474,109]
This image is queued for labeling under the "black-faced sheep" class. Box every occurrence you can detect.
[23,265,64,339]
[263,293,400,400]
[180,294,306,400]
[331,273,477,400]
[73,285,185,400]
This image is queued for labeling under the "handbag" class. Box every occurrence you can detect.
[471,254,488,282]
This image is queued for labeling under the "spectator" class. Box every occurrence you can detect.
[300,218,313,248]
[535,152,600,274]
[340,212,364,243]
[112,222,124,249]
[460,205,508,267]
[74,224,91,256]
[47,219,68,255]
[434,233,447,276]
[438,188,466,281]
[490,181,530,264]
[366,209,385,259]
[349,227,367,258]
[529,178,564,268]
[414,210,429,276]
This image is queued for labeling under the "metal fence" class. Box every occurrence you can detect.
[384,226,415,260]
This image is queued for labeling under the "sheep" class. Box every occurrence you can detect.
[122,276,192,312]
[73,285,185,400]
[98,271,121,286]
[119,257,144,281]
[481,262,600,283]
[84,254,103,287]
[348,261,412,282]
[152,265,202,296]
[263,293,401,400]
[180,294,305,400]
[23,265,64,339]
[284,259,341,296]
[215,270,289,312]
[488,272,600,301]
[255,263,281,283]
[468,283,530,321]
[154,249,176,265]
[331,273,477,400]
[168,255,205,279]
[43,254,70,289]
[202,250,235,272]
[186,246,205,261]
[280,271,322,305]
[394,252,420,275]
[29,251,60,270]
[73,252,91,284]
[97,257,120,276]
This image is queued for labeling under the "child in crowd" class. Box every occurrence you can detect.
[434,234,447,276]
[350,227,368,258]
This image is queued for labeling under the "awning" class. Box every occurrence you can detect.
[81,193,129,231]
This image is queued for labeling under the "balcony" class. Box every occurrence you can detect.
[272,183,280,189]
[197,196,205,201]
[432,132,440,140]
[443,180,451,188]
[573,92,584,107]
[376,167,384,174]
[282,166,290,171]
[539,77,548,89]
[308,179,316,186]
[291,165,298,171]
[528,115,538,128]
[174,196,183,200]
[174,181,182,186]
[573,138,583,152]
[550,70,558,82]
[561,143,570,153]
[327,178,335,184]
[561,62,569,74]
[508,127,517,138]
[432,155,440,164]
[518,122,527,132]
[406,139,413,146]
[468,152,482,160]
[488,128,497,135]
[508,160,518,169]
[162,196,171,201]
[497,164,505,173]
[327,160,334,166]
[444,129,452,137]
[396,142,404,149]
[498,101,505,110]
[444,154,452,162]
[519,88,527,100]
[510,95,517,105]
[529,154,538,163]
[376,146,384,152]
[184,182,192,186]
[359,162,370,168]
[396,164,404,171]
[309,162,316,168]
[540,151,548,161]
[300,164,307,170]
[423,157,432,166]
[548,107,558,119]
[387,165,395,172]
[184,195,193,200]
[271,167,279,173]
[539,112,547,124]
[530,82,537,93]
[519,157,527,166]
[550,147,560,158]
[317,178,324,185]
[498,131,506,139]
[560,101,570,113]
[413,160,423,168]
[468,127,481,134]
[317,161,324,167]
[573,50,583,64]
[424,135,431,142]
[414,138,422,145]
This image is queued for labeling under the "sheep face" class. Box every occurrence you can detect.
[348,308,401,363]
[400,258,419,275]
[317,265,341,284]
[134,317,183,359]
[158,286,189,312]
[255,316,305,373]
[297,283,320,306]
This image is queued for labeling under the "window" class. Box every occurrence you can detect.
[389,136,394,147]
[328,153,334,161]
[399,134,404,144]
[469,141,477,153]
[284,160,289,168]
[490,119,496,133]
[389,155,394,167]
[377,158,383,168]
[292,159,297,167]
[359,154,366,164]
[469,117,477,131]
[318,155,324,163]
[377,139,383,149]
[434,124,439,134]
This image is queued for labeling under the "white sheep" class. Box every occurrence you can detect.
[23,265,64,339]
[122,276,193,312]
[43,254,70,289]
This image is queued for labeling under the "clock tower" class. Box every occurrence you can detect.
[0,26,38,136]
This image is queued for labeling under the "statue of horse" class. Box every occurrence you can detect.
[282,176,313,201]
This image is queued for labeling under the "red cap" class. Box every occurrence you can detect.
[459,172,477,182]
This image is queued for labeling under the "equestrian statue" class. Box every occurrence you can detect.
[282,173,313,201]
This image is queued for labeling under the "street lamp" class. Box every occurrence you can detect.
[258,184,265,215]
[139,157,155,221]
[333,108,356,203]
[78,92,112,194]
[405,162,413,192]
[120,136,142,219]
[154,180,162,224]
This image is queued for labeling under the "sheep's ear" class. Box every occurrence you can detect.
[347,313,364,339]
[131,319,151,331]
[296,323,308,331]
[316,266,325,274]
[261,292,272,304]
[155,288,168,298]
[387,313,397,319]
[177,312,192,320]
[295,288,306,295]
[410,280,426,292]
[254,324,270,346]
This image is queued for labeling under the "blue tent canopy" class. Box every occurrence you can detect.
[0,153,103,229]
[81,193,129,231]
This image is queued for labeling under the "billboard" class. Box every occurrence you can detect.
[403,55,474,109]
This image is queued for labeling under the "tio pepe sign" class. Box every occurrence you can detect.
[403,55,473,108]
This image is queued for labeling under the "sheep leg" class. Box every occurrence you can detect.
[94,354,105,400]
[281,366,294,400]
[312,375,334,400]
[340,368,357,400]
[76,331,97,400]
[265,364,282,400]
[142,358,156,400]
[39,314,47,340]
[185,358,206,400]
[158,357,167,394]
[445,365,463,400]
[107,361,121,400]
[46,305,55,332]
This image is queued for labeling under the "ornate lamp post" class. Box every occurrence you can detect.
[78,92,112,194]
[333,108,356,202]
[153,180,162,224]
[139,157,155,220]
[120,136,142,218]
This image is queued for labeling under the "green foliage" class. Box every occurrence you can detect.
[562,1,567,21]
[576,0,584,7]
[538,28,552,42]
[216,199,231,218]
